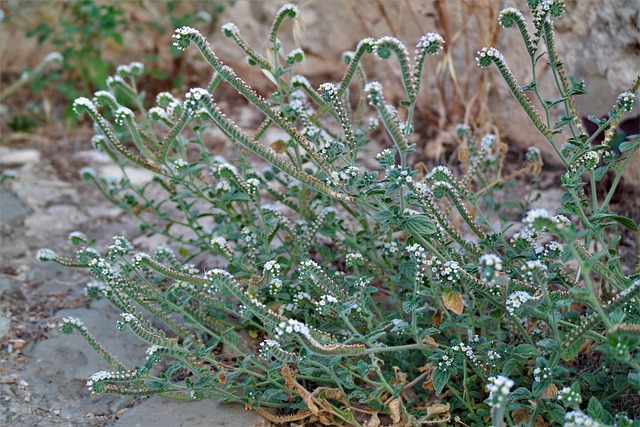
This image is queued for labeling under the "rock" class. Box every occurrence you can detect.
[0,316,10,342]
[0,148,41,166]
[22,298,148,419]
[0,276,19,298]
[0,190,29,226]
[96,165,155,187]
[110,398,266,427]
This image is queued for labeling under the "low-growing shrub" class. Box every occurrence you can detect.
[39,2,639,425]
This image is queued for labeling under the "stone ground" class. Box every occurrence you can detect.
[0,130,270,427]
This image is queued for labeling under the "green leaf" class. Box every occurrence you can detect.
[513,343,539,359]
[619,140,639,153]
[593,166,608,182]
[587,115,606,126]
[402,214,436,236]
[628,372,640,389]
[587,396,604,420]
[563,337,584,361]
[502,358,519,376]
[432,368,450,395]
[590,213,638,231]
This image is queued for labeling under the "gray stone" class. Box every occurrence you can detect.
[0,315,10,341]
[110,398,265,427]
[0,189,29,226]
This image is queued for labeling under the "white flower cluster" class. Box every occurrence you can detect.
[286,48,304,64]
[451,342,482,368]
[476,47,503,67]
[619,279,640,298]
[506,291,532,315]
[277,3,299,17]
[617,92,636,112]
[523,208,551,227]
[87,370,137,393]
[557,386,582,405]
[85,280,111,295]
[364,81,384,106]
[44,51,63,63]
[114,106,134,126]
[242,227,257,246]
[268,278,283,295]
[479,253,503,286]
[534,241,563,259]
[533,366,552,382]
[355,277,371,289]
[146,345,161,357]
[526,146,542,162]
[487,349,501,363]
[72,97,98,116]
[106,75,125,89]
[274,318,310,339]
[315,294,338,312]
[173,158,188,172]
[520,259,547,280]
[357,37,376,52]
[92,90,117,106]
[258,339,281,360]
[181,263,199,275]
[263,260,281,274]
[330,166,359,184]
[564,410,600,427]
[319,82,338,100]
[221,22,239,37]
[374,36,408,60]
[415,32,445,54]
[425,165,453,181]
[479,254,502,273]
[345,252,364,267]
[37,248,58,262]
[438,354,454,372]
[172,26,203,50]
[211,237,233,258]
[290,75,311,88]
[426,258,461,284]
[116,61,144,77]
[498,7,524,28]
[61,316,86,330]
[88,257,118,283]
[568,151,599,175]
[203,268,233,280]
[382,241,399,255]
[486,375,514,407]
[480,134,495,153]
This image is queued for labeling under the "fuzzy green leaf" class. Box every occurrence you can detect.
[402,214,436,236]
[432,368,450,395]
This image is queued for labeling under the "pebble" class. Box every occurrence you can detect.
[18,379,29,387]
[53,409,61,415]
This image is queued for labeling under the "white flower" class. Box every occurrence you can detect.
[506,291,532,315]
[221,22,239,36]
[486,375,514,407]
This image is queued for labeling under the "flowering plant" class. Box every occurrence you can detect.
[40,2,639,425]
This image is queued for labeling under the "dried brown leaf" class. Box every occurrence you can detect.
[542,383,558,399]
[432,308,442,328]
[364,412,381,427]
[442,289,464,315]
[270,139,286,154]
